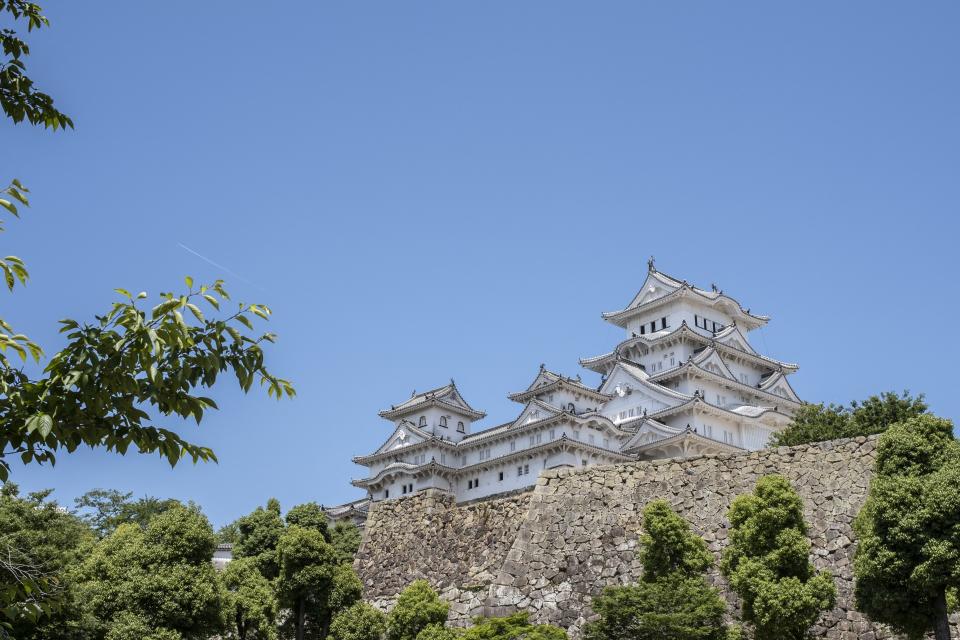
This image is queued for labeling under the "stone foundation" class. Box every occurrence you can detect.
[355,436,957,638]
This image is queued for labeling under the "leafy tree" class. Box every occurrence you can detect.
[0,0,72,129]
[461,613,565,640]
[854,414,960,640]
[103,612,184,640]
[771,391,927,447]
[327,563,363,617]
[329,602,388,640]
[233,499,285,580]
[720,475,836,640]
[584,500,728,640]
[0,483,94,639]
[74,489,179,537]
[386,580,450,640]
[75,503,225,639]
[218,521,241,545]
[276,525,339,640]
[220,557,277,640]
[329,521,363,565]
[415,624,459,640]
[286,502,330,540]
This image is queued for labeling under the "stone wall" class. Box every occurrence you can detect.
[355,436,954,639]
[355,488,532,620]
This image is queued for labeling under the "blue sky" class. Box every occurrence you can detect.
[6,1,958,528]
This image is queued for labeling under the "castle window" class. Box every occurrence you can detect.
[457,421,465,432]
[385,489,390,498]
[498,472,504,481]
[649,321,656,333]
[510,440,516,452]
[567,402,575,413]
[517,466,523,477]
[439,416,447,428]
[524,464,530,475]
[603,438,609,448]
[419,416,427,427]
[549,429,555,441]
[588,434,595,444]
[640,325,646,335]
[661,316,667,329]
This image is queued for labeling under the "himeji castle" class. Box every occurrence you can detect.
[325,260,802,524]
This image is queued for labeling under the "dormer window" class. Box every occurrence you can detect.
[419,416,427,427]
[457,421,465,432]
[566,402,575,413]
[439,416,448,428]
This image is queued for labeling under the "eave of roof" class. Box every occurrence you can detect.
[508,377,611,404]
[580,321,797,374]
[648,358,802,406]
[630,428,744,455]
[601,270,769,329]
[378,396,487,421]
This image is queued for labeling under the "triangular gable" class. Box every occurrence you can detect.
[512,400,560,427]
[373,423,429,455]
[437,385,472,411]
[624,272,681,310]
[599,361,691,406]
[522,368,561,393]
[692,348,737,381]
[714,324,757,355]
[758,372,801,403]
[620,419,682,452]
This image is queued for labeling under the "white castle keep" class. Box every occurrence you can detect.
[326,261,801,524]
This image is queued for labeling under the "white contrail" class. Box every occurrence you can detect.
[176,242,263,290]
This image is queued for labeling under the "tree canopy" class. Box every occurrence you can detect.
[276,524,340,640]
[386,580,450,640]
[720,475,836,640]
[771,391,927,447]
[0,483,94,639]
[0,0,72,129]
[220,556,278,640]
[460,613,566,640]
[74,503,225,640]
[585,500,728,640]
[854,414,960,640]
[74,488,180,538]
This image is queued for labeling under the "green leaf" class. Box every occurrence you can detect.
[37,414,53,438]
[185,275,194,289]
[185,303,204,322]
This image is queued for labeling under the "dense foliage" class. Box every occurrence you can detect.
[276,525,340,640]
[74,504,225,639]
[329,520,363,565]
[720,475,836,640]
[0,484,93,638]
[386,580,450,640]
[221,557,278,640]
[74,489,180,538]
[234,499,286,580]
[854,414,960,640]
[329,603,388,640]
[585,500,728,640]
[771,391,927,447]
[460,612,566,640]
